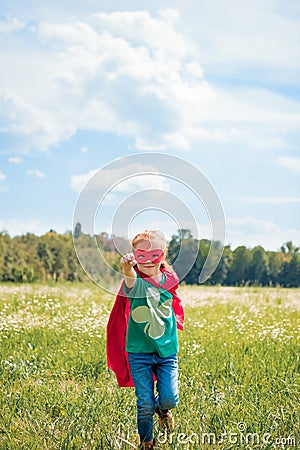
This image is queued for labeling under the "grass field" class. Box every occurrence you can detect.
[0,283,299,449]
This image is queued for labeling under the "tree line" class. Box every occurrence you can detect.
[0,227,299,287]
[168,229,300,287]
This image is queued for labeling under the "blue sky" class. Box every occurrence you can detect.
[0,0,299,250]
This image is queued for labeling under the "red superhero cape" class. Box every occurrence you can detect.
[106,267,184,387]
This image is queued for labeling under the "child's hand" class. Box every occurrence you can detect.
[120,252,136,266]
[120,253,137,288]
[120,253,136,275]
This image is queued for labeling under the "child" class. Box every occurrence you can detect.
[109,230,184,449]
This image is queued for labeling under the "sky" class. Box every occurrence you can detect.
[0,0,299,250]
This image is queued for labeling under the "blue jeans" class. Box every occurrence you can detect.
[128,352,179,443]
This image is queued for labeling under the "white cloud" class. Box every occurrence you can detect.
[278,156,300,174]
[92,9,187,64]
[8,156,22,164]
[27,169,45,178]
[211,88,300,127]
[70,169,97,192]
[0,89,75,152]
[185,88,300,150]
[0,170,6,181]
[90,10,300,151]
[184,62,204,79]
[70,163,170,195]
[135,138,166,152]
[0,11,211,152]
[180,0,300,81]
[0,7,299,155]
[226,217,300,250]
[81,146,88,153]
[0,219,49,236]
[0,16,26,34]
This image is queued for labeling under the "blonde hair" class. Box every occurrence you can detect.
[131,230,173,271]
[131,230,167,250]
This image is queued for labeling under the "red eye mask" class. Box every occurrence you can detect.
[134,249,164,264]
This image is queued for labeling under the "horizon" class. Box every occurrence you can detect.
[1,225,297,253]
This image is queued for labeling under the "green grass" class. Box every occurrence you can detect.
[0,284,299,449]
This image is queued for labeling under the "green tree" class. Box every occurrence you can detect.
[226,246,252,286]
[40,231,68,281]
[0,232,10,280]
[209,245,232,285]
[168,229,200,283]
[280,254,300,287]
[267,251,283,286]
[280,241,299,254]
[74,222,82,239]
[37,241,54,281]
[248,246,269,285]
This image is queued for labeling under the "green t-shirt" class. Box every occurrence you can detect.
[124,273,178,357]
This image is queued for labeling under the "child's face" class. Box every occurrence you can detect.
[134,238,165,277]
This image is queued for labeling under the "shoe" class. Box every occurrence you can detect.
[136,436,155,449]
[138,443,155,450]
[155,408,174,430]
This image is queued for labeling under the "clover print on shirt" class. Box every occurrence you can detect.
[131,287,172,339]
